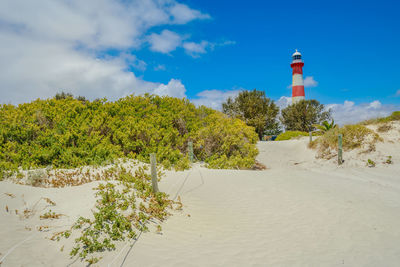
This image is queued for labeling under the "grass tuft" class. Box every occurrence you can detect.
[309,124,382,158]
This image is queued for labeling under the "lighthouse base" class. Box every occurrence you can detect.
[292,96,305,104]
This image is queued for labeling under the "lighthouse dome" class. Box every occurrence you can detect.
[292,49,302,60]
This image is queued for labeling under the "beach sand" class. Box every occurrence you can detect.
[1,129,400,266]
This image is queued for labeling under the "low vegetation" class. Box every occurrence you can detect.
[309,124,382,158]
[275,131,309,141]
[0,94,259,179]
[58,166,179,264]
[367,159,376,167]
[275,130,322,141]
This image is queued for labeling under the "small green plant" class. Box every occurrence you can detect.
[40,210,63,219]
[385,156,393,164]
[86,257,101,265]
[367,159,376,167]
[60,167,175,264]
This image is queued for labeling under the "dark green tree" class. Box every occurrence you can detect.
[222,89,280,139]
[280,99,331,132]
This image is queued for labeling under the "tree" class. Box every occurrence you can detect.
[313,119,337,132]
[280,99,331,132]
[222,89,280,139]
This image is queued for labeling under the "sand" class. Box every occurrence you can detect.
[1,127,400,266]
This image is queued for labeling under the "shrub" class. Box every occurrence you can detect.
[309,124,382,158]
[275,131,309,141]
[194,112,259,169]
[0,94,259,173]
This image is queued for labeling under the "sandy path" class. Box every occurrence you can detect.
[1,139,400,266]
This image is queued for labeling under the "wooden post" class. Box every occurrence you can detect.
[150,153,159,193]
[188,141,194,163]
[338,134,343,165]
[309,131,312,143]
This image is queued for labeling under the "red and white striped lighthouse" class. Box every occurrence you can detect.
[291,49,305,104]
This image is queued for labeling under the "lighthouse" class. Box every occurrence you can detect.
[291,49,305,104]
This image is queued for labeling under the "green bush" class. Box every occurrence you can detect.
[194,111,259,169]
[275,131,309,141]
[0,94,258,174]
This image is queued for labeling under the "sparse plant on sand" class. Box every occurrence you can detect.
[26,169,47,187]
[4,193,15,198]
[367,159,376,167]
[385,156,393,164]
[40,210,63,220]
[377,123,392,132]
[59,167,180,264]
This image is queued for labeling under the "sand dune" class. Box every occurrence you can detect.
[1,135,400,266]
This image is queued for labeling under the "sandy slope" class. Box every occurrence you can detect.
[1,136,400,266]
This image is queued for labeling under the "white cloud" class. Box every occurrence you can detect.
[153,79,186,98]
[303,76,318,87]
[368,100,382,109]
[276,96,292,109]
[0,0,209,104]
[192,89,241,110]
[148,30,184,54]
[183,41,209,57]
[154,64,166,71]
[395,89,400,97]
[183,39,236,57]
[286,76,318,89]
[169,3,211,24]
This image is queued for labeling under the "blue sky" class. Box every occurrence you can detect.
[0,0,399,124]
[139,0,400,104]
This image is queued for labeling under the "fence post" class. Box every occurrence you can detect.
[150,153,159,193]
[338,134,343,165]
[188,141,194,163]
[309,131,312,143]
